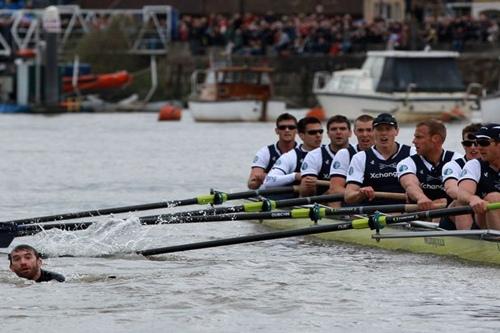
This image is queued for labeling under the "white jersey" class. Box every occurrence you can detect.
[300,144,336,179]
[458,159,482,184]
[329,145,360,178]
[397,151,463,179]
[251,142,298,172]
[442,157,467,183]
[262,145,308,188]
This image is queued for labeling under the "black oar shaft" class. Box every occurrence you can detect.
[138,222,353,256]
[142,194,344,223]
[4,186,296,225]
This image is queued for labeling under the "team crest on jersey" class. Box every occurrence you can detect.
[380,162,397,170]
[253,156,259,163]
[348,167,354,175]
[333,161,341,169]
[460,169,467,177]
[444,168,453,175]
[301,162,308,170]
[398,164,408,172]
[275,159,282,166]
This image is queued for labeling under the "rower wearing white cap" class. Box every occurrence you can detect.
[458,123,500,230]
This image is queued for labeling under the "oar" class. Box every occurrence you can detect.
[0,200,430,247]
[136,203,500,256]
[1,186,298,226]
[141,191,404,223]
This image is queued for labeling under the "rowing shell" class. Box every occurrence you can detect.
[255,216,500,266]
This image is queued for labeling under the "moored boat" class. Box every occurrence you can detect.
[189,65,308,122]
[313,50,482,123]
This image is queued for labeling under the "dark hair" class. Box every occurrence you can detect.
[326,115,351,131]
[8,244,40,264]
[462,123,482,140]
[416,119,447,142]
[297,116,321,133]
[355,114,374,124]
[275,113,297,127]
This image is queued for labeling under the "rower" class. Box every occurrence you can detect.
[345,113,414,205]
[9,244,65,283]
[441,123,482,230]
[458,123,500,230]
[262,117,323,189]
[397,120,462,211]
[247,113,298,189]
[299,115,352,196]
[328,114,374,207]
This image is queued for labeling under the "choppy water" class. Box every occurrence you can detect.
[1,112,499,333]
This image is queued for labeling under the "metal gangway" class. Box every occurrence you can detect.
[0,5,176,57]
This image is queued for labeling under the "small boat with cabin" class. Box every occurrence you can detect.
[189,65,307,122]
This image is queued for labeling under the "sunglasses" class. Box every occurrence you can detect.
[306,129,324,135]
[477,139,493,147]
[461,140,478,147]
[277,125,297,130]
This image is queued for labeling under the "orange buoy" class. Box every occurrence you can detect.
[306,106,326,121]
[158,105,181,121]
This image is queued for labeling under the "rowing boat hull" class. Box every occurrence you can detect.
[257,217,500,266]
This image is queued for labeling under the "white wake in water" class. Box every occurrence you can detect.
[9,216,161,258]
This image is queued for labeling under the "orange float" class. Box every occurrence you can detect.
[306,106,326,121]
[158,105,181,121]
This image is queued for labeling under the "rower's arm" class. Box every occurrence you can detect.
[400,174,429,203]
[328,176,346,207]
[443,179,459,200]
[457,179,479,205]
[299,175,317,197]
[247,167,266,189]
[345,183,364,204]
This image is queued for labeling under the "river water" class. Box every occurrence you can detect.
[0,112,499,333]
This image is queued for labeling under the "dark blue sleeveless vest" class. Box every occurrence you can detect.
[362,144,411,204]
[265,142,298,173]
[319,145,334,181]
[455,157,466,169]
[294,148,308,173]
[474,160,500,198]
[410,150,455,202]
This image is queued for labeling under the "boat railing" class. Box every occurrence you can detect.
[403,83,417,106]
[465,82,482,110]
[312,71,331,91]
[190,70,206,96]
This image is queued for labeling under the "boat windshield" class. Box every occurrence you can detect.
[376,57,465,93]
[209,71,271,85]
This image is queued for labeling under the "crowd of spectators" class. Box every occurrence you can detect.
[176,12,500,56]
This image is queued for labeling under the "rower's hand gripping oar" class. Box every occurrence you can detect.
[1,186,298,226]
[136,202,500,256]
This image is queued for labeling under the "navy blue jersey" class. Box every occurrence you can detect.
[363,144,411,204]
[410,150,455,202]
[475,160,500,198]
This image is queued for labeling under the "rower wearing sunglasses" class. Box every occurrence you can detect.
[440,123,482,230]
[396,119,462,211]
[345,113,415,205]
[299,115,353,197]
[262,117,323,189]
[247,113,298,189]
[458,123,500,230]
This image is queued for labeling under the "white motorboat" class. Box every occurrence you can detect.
[313,50,481,123]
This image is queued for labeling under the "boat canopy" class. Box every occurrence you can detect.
[375,57,465,93]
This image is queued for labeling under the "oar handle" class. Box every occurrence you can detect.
[373,192,406,201]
